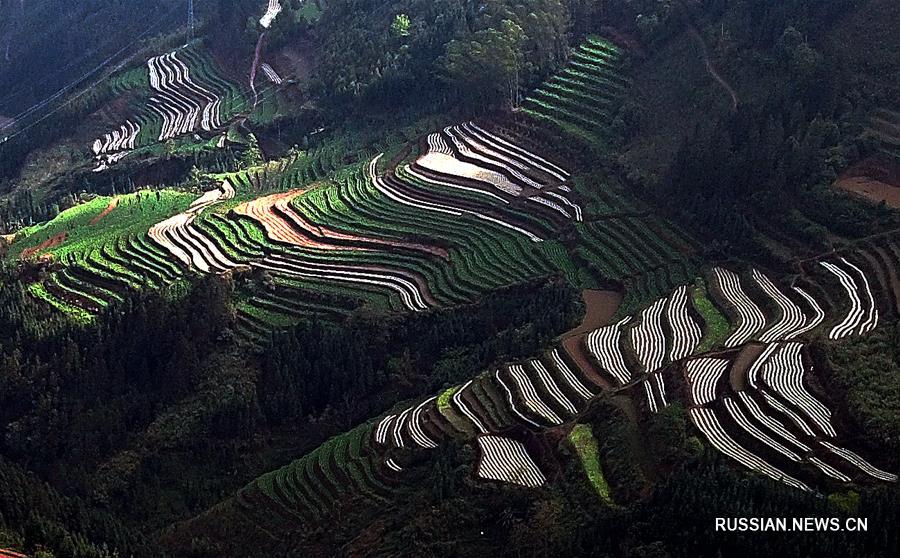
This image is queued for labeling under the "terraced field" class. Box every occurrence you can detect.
[521,36,628,150]
[9,36,664,338]
[33,33,889,545]
[212,247,900,531]
[9,35,898,533]
[8,114,597,336]
[868,108,900,160]
[90,46,247,171]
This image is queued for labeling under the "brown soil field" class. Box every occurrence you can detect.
[566,290,623,338]
[562,336,613,390]
[560,289,624,391]
[834,155,900,208]
[20,232,67,259]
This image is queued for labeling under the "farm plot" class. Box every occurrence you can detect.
[224,259,898,536]
[521,36,628,149]
[149,180,241,273]
[570,257,889,417]
[818,258,879,338]
[6,190,194,315]
[226,176,546,313]
[90,47,246,169]
[234,188,444,257]
[237,422,395,528]
[867,108,900,160]
[705,265,867,346]
[37,117,585,325]
[575,215,699,310]
[680,340,897,490]
[413,124,582,222]
[259,0,283,28]
[476,435,546,487]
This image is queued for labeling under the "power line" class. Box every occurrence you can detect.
[0,4,180,144]
[188,0,195,42]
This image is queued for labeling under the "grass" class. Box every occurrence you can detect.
[692,279,732,352]
[436,386,459,414]
[28,283,93,324]
[568,423,614,505]
[6,190,194,261]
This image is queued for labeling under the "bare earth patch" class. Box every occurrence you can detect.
[561,289,624,391]
[566,290,623,337]
[834,155,900,208]
[20,232,67,259]
[235,189,447,257]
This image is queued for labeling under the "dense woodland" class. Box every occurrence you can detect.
[0,0,899,556]
[0,256,581,553]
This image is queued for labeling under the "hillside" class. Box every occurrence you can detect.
[0,1,898,557]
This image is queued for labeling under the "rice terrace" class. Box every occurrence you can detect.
[0,1,898,557]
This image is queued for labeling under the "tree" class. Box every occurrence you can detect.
[391,13,412,37]
[442,19,526,109]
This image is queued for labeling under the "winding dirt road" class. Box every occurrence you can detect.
[688,26,740,110]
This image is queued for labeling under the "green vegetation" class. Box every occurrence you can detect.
[692,280,732,352]
[436,386,459,414]
[8,190,193,260]
[568,423,613,504]
[819,324,900,457]
[27,282,93,324]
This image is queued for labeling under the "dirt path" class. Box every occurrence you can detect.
[792,225,900,268]
[20,232,67,259]
[687,26,739,110]
[729,343,765,392]
[19,232,69,260]
[90,197,120,225]
[249,32,267,106]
